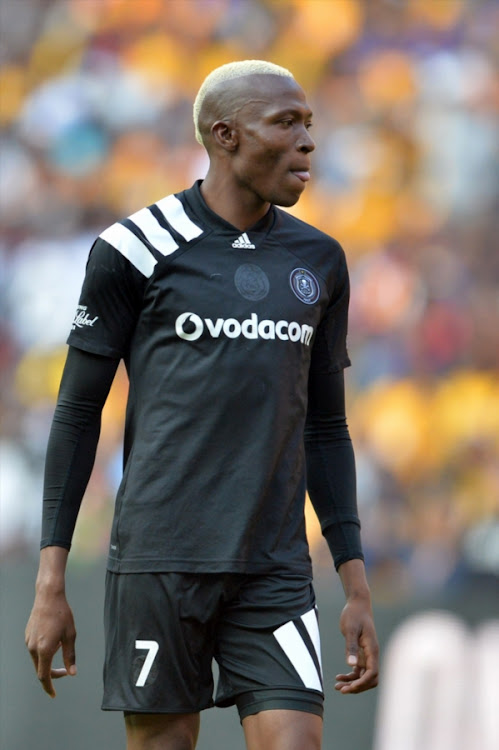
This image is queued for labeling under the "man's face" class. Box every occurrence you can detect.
[230,75,315,208]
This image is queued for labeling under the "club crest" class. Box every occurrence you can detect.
[289,268,320,305]
[234,263,270,301]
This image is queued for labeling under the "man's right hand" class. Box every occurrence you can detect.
[25,547,77,697]
[25,587,77,697]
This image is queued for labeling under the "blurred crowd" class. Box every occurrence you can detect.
[1,0,498,599]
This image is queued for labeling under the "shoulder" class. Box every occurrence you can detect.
[94,186,205,280]
[101,187,204,249]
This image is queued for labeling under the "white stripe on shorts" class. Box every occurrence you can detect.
[273,610,322,691]
[301,607,323,674]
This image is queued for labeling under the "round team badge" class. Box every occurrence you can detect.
[234,264,270,301]
[289,268,320,305]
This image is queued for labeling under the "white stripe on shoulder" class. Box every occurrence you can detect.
[100,224,157,278]
[128,207,179,257]
[155,194,203,242]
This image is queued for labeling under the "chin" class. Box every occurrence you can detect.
[273,193,302,208]
[268,184,305,207]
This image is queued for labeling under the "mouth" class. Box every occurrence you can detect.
[290,170,311,183]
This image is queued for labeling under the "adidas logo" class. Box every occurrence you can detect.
[232,233,255,249]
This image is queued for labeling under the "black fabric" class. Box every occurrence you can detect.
[41,354,363,567]
[68,238,146,359]
[305,369,363,570]
[41,180,362,573]
[41,347,119,549]
[102,571,322,714]
[236,688,324,720]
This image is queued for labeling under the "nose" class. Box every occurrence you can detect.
[298,126,315,153]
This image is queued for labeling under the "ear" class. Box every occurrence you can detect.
[211,120,238,152]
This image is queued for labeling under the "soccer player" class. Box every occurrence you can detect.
[26,60,378,750]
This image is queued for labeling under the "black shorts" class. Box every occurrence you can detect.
[102,571,324,720]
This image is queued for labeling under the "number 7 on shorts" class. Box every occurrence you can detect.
[134,640,159,687]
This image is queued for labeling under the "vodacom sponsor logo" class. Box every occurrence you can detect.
[175,312,314,346]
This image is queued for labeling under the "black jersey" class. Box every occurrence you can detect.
[68,181,351,575]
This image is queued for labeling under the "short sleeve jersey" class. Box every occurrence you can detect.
[68,181,351,576]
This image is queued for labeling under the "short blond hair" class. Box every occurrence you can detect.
[193,60,294,146]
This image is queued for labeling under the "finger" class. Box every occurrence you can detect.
[345,640,359,668]
[336,667,378,694]
[335,669,361,682]
[37,650,57,698]
[27,642,39,675]
[359,623,378,657]
[61,636,77,677]
[338,678,376,694]
[334,668,363,690]
[51,667,70,679]
[347,633,378,692]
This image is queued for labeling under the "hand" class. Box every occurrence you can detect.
[25,588,77,697]
[335,595,379,694]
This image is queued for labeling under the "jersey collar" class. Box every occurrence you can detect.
[183,180,276,237]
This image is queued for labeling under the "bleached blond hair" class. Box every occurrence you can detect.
[193,60,294,146]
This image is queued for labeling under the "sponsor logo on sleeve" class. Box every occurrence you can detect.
[72,305,99,330]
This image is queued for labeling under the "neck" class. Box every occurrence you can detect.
[200,168,271,231]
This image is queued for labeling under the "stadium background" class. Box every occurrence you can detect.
[1,1,498,748]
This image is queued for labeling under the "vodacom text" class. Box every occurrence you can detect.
[175,312,314,345]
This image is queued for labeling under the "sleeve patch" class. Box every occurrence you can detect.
[72,304,99,331]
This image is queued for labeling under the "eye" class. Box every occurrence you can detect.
[306,121,313,130]
[280,118,294,127]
